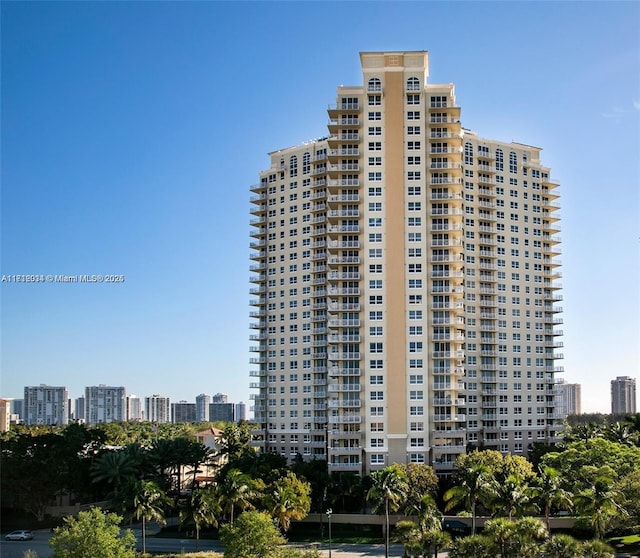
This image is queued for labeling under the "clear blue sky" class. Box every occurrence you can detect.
[1,1,638,413]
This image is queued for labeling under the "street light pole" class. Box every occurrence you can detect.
[326,508,332,558]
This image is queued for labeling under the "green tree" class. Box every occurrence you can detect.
[447,535,494,558]
[91,450,137,507]
[422,529,452,558]
[544,534,583,558]
[581,539,615,558]
[179,486,220,551]
[618,468,640,529]
[217,468,257,523]
[0,431,65,521]
[49,507,135,558]
[574,467,627,539]
[483,517,547,558]
[367,464,409,558]
[487,473,535,519]
[393,520,420,558]
[535,466,573,531]
[219,510,285,558]
[443,462,494,535]
[264,471,312,532]
[398,463,438,515]
[132,480,171,554]
[219,421,252,462]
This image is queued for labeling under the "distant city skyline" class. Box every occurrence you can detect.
[6,384,246,425]
[1,2,638,414]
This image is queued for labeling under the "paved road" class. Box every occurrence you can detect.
[0,530,418,558]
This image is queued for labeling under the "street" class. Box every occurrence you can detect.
[0,530,415,558]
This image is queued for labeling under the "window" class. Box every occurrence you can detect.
[406,77,421,91]
[368,78,382,92]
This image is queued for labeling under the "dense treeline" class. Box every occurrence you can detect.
[2,415,640,557]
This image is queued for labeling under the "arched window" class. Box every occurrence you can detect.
[406,77,420,91]
[368,78,382,92]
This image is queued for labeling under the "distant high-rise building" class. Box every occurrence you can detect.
[75,397,86,423]
[145,395,171,423]
[235,402,247,422]
[0,399,10,432]
[172,401,197,423]
[209,402,235,422]
[10,399,23,419]
[196,394,211,422]
[249,51,563,474]
[24,385,69,425]
[211,393,228,404]
[126,395,142,421]
[554,379,581,417]
[85,385,126,425]
[611,376,636,414]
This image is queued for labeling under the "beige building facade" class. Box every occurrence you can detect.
[249,51,563,475]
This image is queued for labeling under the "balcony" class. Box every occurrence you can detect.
[328,352,362,361]
[328,399,362,409]
[328,415,362,424]
[328,384,361,393]
[328,367,361,377]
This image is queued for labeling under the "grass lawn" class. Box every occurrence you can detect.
[607,533,640,553]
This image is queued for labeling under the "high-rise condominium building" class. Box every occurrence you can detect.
[196,393,211,422]
[0,399,10,432]
[611,376,636,414]
[554,379,581,417]
[249,51,563,475]
[24,385,69,426]
[145,395,171,423]
[126,395,142,421]
[85,385,126,425]
[172,401,197,423]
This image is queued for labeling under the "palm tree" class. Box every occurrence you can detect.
[575,471,627,539]
[132,480,170,554]
[422,529,451,558]
[544,534,583,558]
[91,450,137,490]
[604,421,635,446]
[581,539,615,558]
[264,472,312,533]
[447,535,494,558]
[179,487,220,551]
[484,517,547,558]
[535,466,573,531]
[443,462,493,535]
[487,473,535,519]
[414,493,442,533]
[483,518,514,557]
[217,468,256,523]
[367,464,409,558]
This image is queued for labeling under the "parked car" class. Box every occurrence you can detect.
[5,530,33,541]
